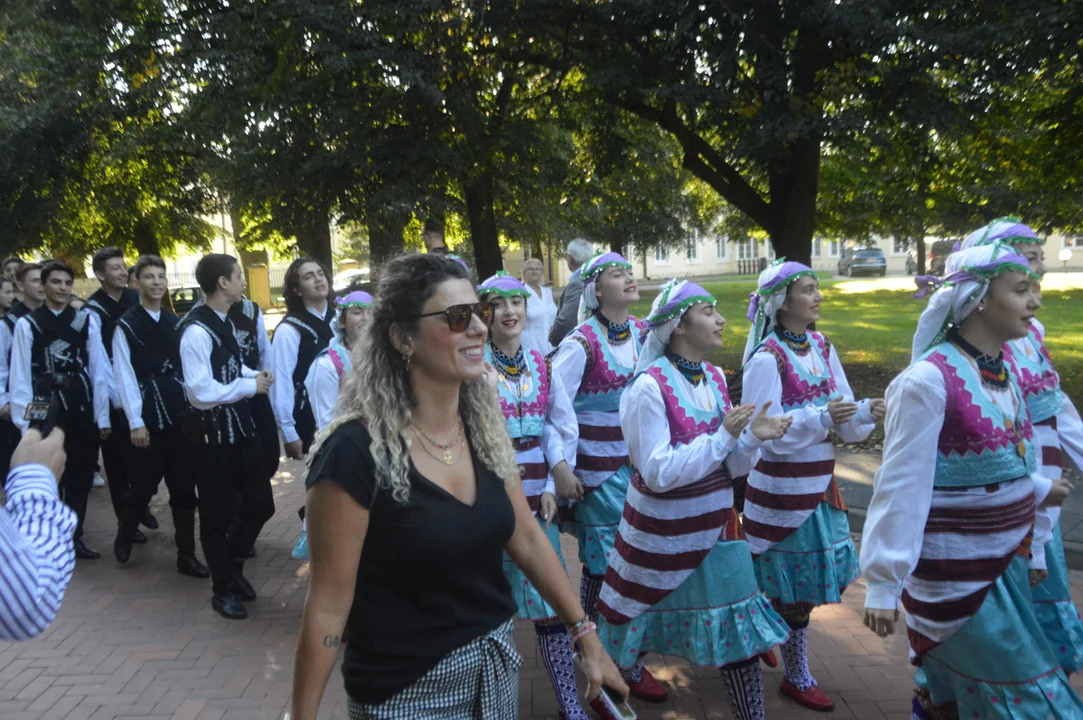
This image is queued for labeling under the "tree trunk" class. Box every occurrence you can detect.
[132,218,161,258]
[464,170,503,280]
[916,235,927,276]
[295,207,333,271]
[767,138,820,267]
[367,212,408,277]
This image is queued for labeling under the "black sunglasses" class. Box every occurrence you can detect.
[416,302,494,332]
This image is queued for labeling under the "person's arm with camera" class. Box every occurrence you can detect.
[86,312,112,439]
[0,428,75,640]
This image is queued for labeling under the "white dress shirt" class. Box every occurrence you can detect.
[551,327,638,401]
[111,308,162,431]
[271,304,331,444]
[253,305,273,372]
[10,309,111,434]
[522,285,557,357]
[178,309,258,410]
[304,351,342,434]
[0,321,12,408]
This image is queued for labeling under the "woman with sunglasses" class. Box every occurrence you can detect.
[476,271,587,719]
[740,260,884,712]
[550,251,670,703]
[291,254,625,720]
[597,280,792,720]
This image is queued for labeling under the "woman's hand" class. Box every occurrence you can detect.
[869,398,887,423]
[575,631,629,703]
[827,398,859,425]
[748,402,791,441]
[539,492,558,529]
[862,607,899,638]
[1030,569,1049,587]
[1043,477,1073,508]
[553,463,583,500]
[722,403,755,438]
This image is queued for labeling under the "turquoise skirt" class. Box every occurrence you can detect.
[599,539,790,668]
[575,466,632,577]
[1032,523,1083,674]
[921,555,1083,718]
[503,517,565,622]
[752,502,859,607]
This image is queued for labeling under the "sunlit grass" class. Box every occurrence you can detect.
[630,279,1083,406]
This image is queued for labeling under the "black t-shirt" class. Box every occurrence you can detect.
[306,420,517,704]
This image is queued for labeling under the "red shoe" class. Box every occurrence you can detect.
[760,649,778,668]
[588,697,621,720]
[627,667,669,702]
[780,678,835,712]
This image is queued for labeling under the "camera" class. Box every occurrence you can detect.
[23,373,66,437]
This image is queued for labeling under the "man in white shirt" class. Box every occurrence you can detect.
[0,263,43,477]
[178,254,274,620]
[10,260,112,559]
[112,255,208,579]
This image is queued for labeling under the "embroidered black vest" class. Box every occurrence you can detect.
[117,306,189,433]
[279,305,335,433]
[27,305,93,414]
[228,298,265,371]
[86,288,139,360]
[178,305,254,445]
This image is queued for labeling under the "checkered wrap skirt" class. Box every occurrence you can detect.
[346,620,521,719]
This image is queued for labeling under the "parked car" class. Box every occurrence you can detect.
[927,240,957,276]
[170,285,204,315]
[333,268,370,293]
[837,247,887,277]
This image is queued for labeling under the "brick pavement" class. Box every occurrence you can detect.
[3,457,1083,720]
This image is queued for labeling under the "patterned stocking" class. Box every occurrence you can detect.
[779,618,816,691]
[535,623,587,720]
[719,657,766,720]
[579,569,603,623]
[911,696,932,720]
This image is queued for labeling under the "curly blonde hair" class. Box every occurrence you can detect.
[308,253,518,502]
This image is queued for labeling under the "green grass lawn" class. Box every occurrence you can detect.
[629,279,1083,409]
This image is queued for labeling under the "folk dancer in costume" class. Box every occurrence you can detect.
[86,247,158,540]
[740,260,884,712]
[0,263,43,478]
[551,251,670,703]
[111,255,209,580]
[861,242,1082,719]
[477,272,587,720]
[293,290,373,561]
[597,281,793,720]
[178,254,276,620]
[10,260,113,560]
[960,219,1083,674]
[272,258,336,460]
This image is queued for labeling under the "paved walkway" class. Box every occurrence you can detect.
[2,454,1082,720]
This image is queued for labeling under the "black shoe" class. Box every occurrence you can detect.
[141,510,159,530]
[230,574,257,602]
[113,535,132,564]
[74,539,101,560]
[132,529,148,544]
[177,554,210,579]
[211,593,248,620]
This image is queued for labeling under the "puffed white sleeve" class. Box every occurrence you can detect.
[111,330,144,430]
[304,355,339,434]
[86,313,111,430]
[542,366,578,474]
[741,351,830,454]
[551,334,587,402]
[860,362,943,610]
[1054,395,1083,478]
[619,374,740,494]
[270,323,301,443]
[255,307,272,372]
[179,325,258,408]
[10,320,33,434]
[0,322,12,408]
[827,344,876,443]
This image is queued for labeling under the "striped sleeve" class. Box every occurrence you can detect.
[0,464,77,640]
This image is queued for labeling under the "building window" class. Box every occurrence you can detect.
[737,239,759,261]
[892,237,908,255]
[685,235,699,264]
[655,245,670,265]
[1066,236,1083,249]
[812,240,822,259]
[716,236,727,261]
[765,243,776,261]
[828,240,841,258]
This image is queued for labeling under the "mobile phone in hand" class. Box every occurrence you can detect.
[572,653,637,720]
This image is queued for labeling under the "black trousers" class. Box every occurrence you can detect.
[58,408,99,540]
[250,394,280,481]
[101,407,138,520]
[0,417,22,478]
[195,434,275,595]
[119,424,200,555]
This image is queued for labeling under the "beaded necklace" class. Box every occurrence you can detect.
[597,312,632,345]
[949,329,1010,390]
[491,342,530,414]
[665,349,705,387]
[777,327,811,356]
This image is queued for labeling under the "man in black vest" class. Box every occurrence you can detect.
[112,255,209,579]
[179,254,275,619]
[86,247,158,538]
[0,263,42,478]
[10,260,112,559]
[270,257,334,459]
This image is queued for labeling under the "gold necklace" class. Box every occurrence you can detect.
[412,427,465,465]
[411,419,464,464]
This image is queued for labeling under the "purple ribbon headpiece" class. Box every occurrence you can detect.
[476,271,530,298]
[644,280,716,330]
[336,290,373,309]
